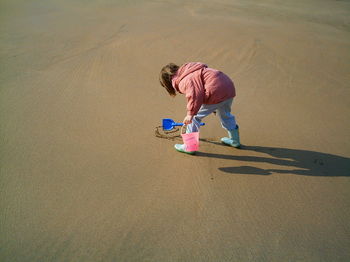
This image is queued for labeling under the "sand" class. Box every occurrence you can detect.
[1,0,350,261]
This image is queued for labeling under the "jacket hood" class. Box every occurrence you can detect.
[172,62,207,92]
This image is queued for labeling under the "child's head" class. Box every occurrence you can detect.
[159,63,179,96]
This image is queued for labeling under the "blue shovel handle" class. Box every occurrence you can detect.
[173,122,205,127]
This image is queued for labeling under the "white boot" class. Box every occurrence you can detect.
[174,144,195,155]
[221,125,240,148]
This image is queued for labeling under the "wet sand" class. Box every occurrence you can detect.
[1,0,350,261]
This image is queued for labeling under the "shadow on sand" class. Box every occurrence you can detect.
[197,141,350,176]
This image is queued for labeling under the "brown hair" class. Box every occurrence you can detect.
[159,63,179,96]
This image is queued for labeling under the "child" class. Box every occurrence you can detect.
[159,62,240,154]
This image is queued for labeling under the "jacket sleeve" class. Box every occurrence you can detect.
[184,77,205,116]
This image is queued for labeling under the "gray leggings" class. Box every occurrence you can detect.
[187,98,237,133]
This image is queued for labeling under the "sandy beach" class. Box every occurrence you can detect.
[1,0,350,261]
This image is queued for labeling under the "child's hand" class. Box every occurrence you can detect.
[183,115,193,125]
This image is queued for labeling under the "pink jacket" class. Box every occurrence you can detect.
[172,62,235,116]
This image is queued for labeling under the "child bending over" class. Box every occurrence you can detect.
[159,62,240,154]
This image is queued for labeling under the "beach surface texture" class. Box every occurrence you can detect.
[1,0,350,261]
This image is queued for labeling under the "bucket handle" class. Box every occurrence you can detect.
[181,124,187,134]
[181,121,202,134]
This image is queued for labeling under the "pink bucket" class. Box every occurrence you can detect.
[181,126,199,151]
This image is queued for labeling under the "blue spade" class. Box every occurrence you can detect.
[162,118,205,131]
